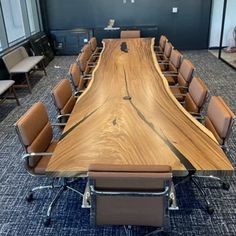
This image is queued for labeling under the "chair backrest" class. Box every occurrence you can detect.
[163,42,173,59]
[2,46,28,72]
[169,50,182,70]
[159,35,168,51]
[120,30,141,39]
[177,59,195,87]
[89,164,172,227]
[15,102,53,168]
[185,77,208,113]
[89,37,98,52]
[51,79,76,115]
[69,63,85,91]
[205,96,235,145]
[77,45,92,72]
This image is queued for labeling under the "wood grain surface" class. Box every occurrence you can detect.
[47,38,234,177]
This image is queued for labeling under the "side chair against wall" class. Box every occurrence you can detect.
[154,35,168,53]
[156,42,174,62]
[159,49,183,74]
[88,164,172,236]
[69,63,91,95]
[51,79,77,123]
[166,59,195,102]
[15,102,84,226]
[120,30,141,39]
[175,96,235,214]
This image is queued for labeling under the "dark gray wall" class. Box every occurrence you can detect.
[40,0,212,50]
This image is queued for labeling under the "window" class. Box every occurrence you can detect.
[0,0,42,52]
[1,0,26,45]
[26,0,40,34]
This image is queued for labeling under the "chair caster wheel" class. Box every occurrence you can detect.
[26,192,33,202]
[44,217,51,227]
[222,182,230,190]
[207,205,214,215]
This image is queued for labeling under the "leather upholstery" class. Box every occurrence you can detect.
[159,35,168,51]
[178,59,195,86]
[120,30,141,39]
[89,164,172,227]
[69,63,85,91]
[170,50,182,70]
[89,37,97,52]
[163,42,173,59]
[52,79,76,115]
[185,93,198,113]
[15,102,53,168]
[185,77,208,112]
[205,96,234,144]
[170,87,185,101]
[34,141,58,175]
[79,45,93,72]
[205,116,223,145]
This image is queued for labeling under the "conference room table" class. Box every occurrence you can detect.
[46,38,233,180]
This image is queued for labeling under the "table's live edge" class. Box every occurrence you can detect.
[46,38,234,178]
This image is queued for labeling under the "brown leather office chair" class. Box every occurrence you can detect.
[177,96,235,214]
[174,77,208,114]
[204,96,235,147]
[69,63,91,95]
[15,102,83,226]
[154,35,168,53]
[159,49,182,73]
[167,59,195,102]
[89,37,103,55]
[120,30,141,39]
[51,79,77,122]
[156,42,173,61]
[88,164,172,235]
[77,45,95,76]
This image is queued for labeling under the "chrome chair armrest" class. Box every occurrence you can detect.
[158,61,170,65]
[90,186,170,197]
[56,114,70,121]
[87,65,96,68]
[52,121,67,126]
[170,85,188,91]
[22,152,53,161]
[74,90,84,96]
[173,93,187,97]
[164,73,178,77]
[82,75,92,80]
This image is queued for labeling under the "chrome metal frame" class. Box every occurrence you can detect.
[89,178,172,235]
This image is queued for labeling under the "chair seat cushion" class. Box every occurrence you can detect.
[0,80,15,94]
[9,56,44,73]
[170,87,185,102]
[34,141,58,175]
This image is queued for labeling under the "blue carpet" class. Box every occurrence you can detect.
[0,53,235,236]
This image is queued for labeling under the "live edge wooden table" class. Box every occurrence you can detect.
[46,38,234,178]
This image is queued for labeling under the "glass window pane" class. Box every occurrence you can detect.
[26,0,37,33]
[1,0,25,44]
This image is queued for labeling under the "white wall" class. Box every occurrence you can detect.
[209,0,236,48]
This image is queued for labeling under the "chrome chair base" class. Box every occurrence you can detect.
[175,174,230,214]
[123,226,165,236]
[26,178,83,227]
